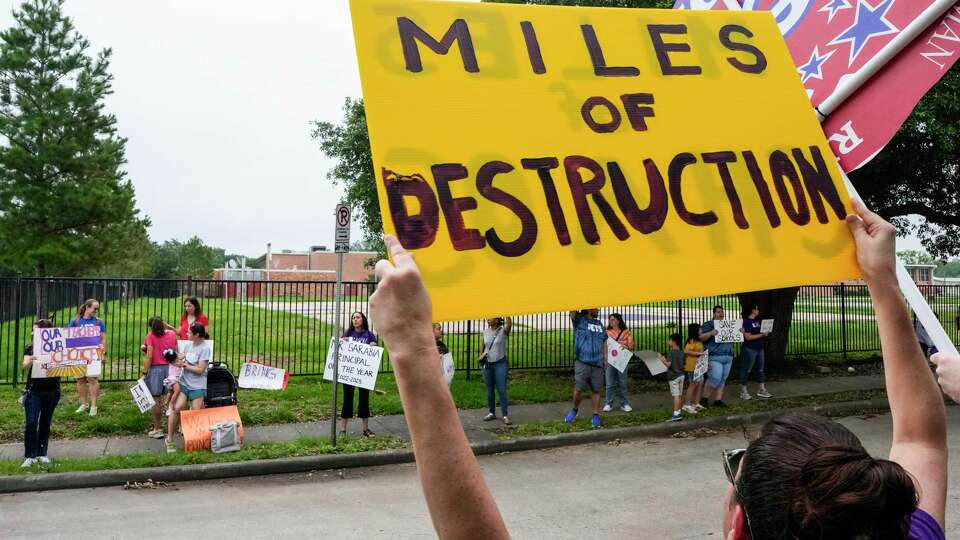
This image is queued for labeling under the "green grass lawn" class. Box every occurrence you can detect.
[0,435,406,476]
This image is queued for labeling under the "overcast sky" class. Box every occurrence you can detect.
[0,0,924,257]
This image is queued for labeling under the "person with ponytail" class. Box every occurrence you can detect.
[721,199,946,540]
[165,323,211,453]
[70,299,106,416]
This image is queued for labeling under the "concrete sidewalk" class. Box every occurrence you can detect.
[0,374,885,462]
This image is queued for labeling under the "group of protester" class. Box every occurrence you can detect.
[367,200,954,539]
[20,297,212,466]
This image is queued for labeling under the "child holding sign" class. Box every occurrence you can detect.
[682,323,706,415]
[603,313,634,412]
[662,334,686,423]
[142,316,177,439]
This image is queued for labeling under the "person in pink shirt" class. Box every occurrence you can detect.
[142,316,178,439]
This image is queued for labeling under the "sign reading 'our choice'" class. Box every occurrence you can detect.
[349,0,860,321]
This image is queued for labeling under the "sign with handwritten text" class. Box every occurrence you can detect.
[31,326,102,378]
[238,362,289,390]
[324,339,384,391]
[349,0,860,320]
[715,320,745,343]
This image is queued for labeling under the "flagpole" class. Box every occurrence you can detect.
[816,0,957,120]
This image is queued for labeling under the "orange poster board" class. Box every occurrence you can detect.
[180,406,244,453]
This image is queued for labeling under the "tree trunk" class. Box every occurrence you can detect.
[736,287,800,375]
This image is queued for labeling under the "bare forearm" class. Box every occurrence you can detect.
[394,353,509,540]
[869,278,945,446]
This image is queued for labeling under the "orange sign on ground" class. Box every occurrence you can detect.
[180,406,244,453]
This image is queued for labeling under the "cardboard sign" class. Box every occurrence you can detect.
[760,319,774,334]
[636,350,667,377]
[129,379,156,413]
[694,350,709,380]
[714,320,744,343]
[31,326,102,378]
[180,405,244,453]
[349,0,860,321]
[238,362,289,390]
[606,337,632,373]
[324,339,384,391]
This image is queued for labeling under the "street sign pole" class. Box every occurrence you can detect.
[330,204,351,447]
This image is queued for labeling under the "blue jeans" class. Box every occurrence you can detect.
[739,347,766,386]
[24,389,60,459]
[482,360,509,416]
[605,364,629,407]
[706,355,733,388]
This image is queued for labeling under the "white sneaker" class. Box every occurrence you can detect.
[165,406,172,417]
[757,386,772,399]
[739,387,752,401]
[37,456,51,464]
[682,405,698,415]
[75,404,89,414]
[20,458,35,468]
[620,404,633,412]
[694,404,706,412]
[88,406,98,416]
[602,404,613,412]
[147,429,164,439]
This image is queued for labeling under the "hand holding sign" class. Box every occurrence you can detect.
[606,337,632,373]
[714,320,744,343]
[635,350,667,377]
[761,319,774,334]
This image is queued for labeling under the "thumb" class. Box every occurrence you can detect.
[929,352,943,367]
[845,213,869,243]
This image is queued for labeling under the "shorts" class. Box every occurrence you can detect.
[668,375,684,397]
[181,386,206,401]
[706,355,733,388]
[162,376,180,389]
[686,371,703,383]
[574,360,603,392]
[145,365,168,397]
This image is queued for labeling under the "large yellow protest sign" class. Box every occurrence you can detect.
[349,0,860,321]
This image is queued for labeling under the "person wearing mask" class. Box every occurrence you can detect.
[21,319,61,468]
[603,313,634,412]
[564,308,607,429]
[340,311,377,438]
[70,299,106,416]
[480,317,512,425]
[362,199,946,539]
[738,305,771,401]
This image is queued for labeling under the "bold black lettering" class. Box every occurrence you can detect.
[719,25,767,74]
[742,151,781,228]
[669,153,717,226]
[619,93,655,132]
[520,21,546,74]
[563,156,630,244]
[522,157,571,246]
[580,25,640,77]
[476,161,538,257]
[792,146,846,224]
[607,159,668,234]
[581,96,622,133]
[768,151,810,226]
[647,24,702,76]
[382,168,440,249]
[702,151,748,229]
[432,163,486,251]
[397,17,479,73]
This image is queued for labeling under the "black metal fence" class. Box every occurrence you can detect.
[1,277,958,385]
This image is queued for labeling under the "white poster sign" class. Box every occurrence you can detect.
[129,378,156,413]
[694,350,710,380]
[441,353,455,386]
[31,326,102,378]
[324,338,384,391]
[760,319,775,334]
[635,350,667,376]
[714,320,744,343]
[606,337,632,373]
[238,362,288,390]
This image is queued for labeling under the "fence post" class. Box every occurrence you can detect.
[466,319,472,381]
[12,274,21,388]
[840,282,848,361]
[676,299,683,329]
[187,275,193,298]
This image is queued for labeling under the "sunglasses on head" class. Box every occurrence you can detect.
[722,448,755,539]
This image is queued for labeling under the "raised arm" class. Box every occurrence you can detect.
[370,236,509,540]
[503,316,513,336]
[846,199,946,526]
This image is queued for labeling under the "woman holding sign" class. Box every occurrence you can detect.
[603,314,634,412]
[165,323,211,453]
[71,299,106,416]
[21,319,60,468]
[340,311,377,438]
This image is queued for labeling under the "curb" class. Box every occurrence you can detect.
[0,398,890,494]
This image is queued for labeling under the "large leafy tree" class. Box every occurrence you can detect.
[0,0,149,276]
[315,0,958,369]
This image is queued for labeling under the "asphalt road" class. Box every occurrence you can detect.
[2,409,958,539]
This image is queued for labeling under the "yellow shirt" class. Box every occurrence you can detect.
[684,340,704,372]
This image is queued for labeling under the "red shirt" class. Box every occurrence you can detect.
[179,314,210,339]
[145,330,178,366]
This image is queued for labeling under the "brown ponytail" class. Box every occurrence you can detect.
[739,413,918,540]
